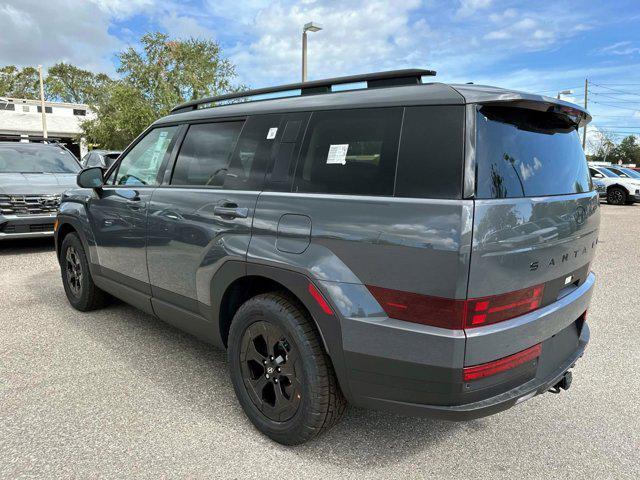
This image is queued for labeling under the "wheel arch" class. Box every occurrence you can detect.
[607,183,629,194]
[214,262,353,401]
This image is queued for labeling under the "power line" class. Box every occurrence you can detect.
[590,100,640,112]
[588,92,640,103]
[590,83,640,96]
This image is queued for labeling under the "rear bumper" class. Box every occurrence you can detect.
[0,214,56,239]
[332,272,594,420]
[354,323,588,420]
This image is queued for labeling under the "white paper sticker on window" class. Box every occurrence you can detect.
[326,144,349,165]
[267,127,278,140]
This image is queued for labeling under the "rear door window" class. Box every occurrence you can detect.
[293,107,403,196]
[171,121,243,186]
[475,106,591,198]
[223,114,282,191]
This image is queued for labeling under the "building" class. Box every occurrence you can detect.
[0,97,92,158]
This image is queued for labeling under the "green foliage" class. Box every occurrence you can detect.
[80,83,156,150]
[83,32,242,149]
[45,63,112,104]
[589,134,640,165]
[0,65,40,99]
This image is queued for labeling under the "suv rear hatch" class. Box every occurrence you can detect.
[465,103,598,375]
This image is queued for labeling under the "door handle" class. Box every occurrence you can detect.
[213,204,248,219]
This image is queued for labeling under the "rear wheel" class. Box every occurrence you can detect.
[607,186,627,205]
[60,233,109,311]
[228,292,346,445]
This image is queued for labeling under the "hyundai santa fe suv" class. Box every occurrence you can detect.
[0,141,80,239]
[55,69,599,445]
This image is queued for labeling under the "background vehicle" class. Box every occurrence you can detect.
[589,165,640,205]
[55,70,597,445]
[0,142,80,239]
[81,150,121,170]
[606,165,640,180]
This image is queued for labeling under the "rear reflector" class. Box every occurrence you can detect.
[366,283,545,330]
[308,283,334,316]
[463,344,542,381]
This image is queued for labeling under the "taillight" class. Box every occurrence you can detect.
[366,283,545,330]
[365,285,466,329]
[463,344,541,381]
[464,284,544,329]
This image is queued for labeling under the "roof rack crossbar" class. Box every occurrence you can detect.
[170,68,436,114]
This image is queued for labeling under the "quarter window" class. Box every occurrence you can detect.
[115,126,178,186]
[293,108,403,196]
[171,122,243,186]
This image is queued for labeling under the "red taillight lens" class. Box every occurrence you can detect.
[366,285,466,329]
[366,283,545,330]
[463,344,542,381]
[465,284,544,329]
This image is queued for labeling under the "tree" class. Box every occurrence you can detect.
[82,32,242,149]
[80,82,156,150]
[614,135,640,165]
[45,63,112,104]
[0,65,40,99]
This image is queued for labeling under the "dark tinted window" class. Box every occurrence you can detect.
[37,106,53,113]
[0,103,15,111]
[476,106,591,198]
[0,145,80,173]
[294,108,403,196]
[171,122,243,186]
[73,109,86,116]
[223,115,281,191]
[395,106,464,199]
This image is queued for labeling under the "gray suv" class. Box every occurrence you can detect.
[0,142,80,239]
[55,69,598,445]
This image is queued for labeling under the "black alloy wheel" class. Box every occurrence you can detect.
[65,246,83,297]
[240,321,302,422]
[607,187,626,205]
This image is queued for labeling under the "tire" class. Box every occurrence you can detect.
[607,186,627,205]
[60,233,110,311]
[228,292,346,445]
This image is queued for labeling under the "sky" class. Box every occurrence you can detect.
[1,0,639,148]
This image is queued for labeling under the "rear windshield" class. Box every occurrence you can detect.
[0,145,80,174]
[475,106,591,199]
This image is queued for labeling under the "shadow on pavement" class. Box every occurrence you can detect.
[0,237,56,255]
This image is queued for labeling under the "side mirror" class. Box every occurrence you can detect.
[593,173,604,179]
[77,167,104,189]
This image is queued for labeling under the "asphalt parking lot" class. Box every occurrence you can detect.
[1,204,639,479]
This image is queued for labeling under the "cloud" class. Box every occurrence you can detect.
[227,0,425,86]
[456,0,492,18]
[0,1,126,74]
[599,41,640,56]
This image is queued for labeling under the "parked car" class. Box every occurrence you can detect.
[589,165,640,205]
[0,141,80,239]
[606,165,640,180]
[55,69,598,445]
[81,150,121,170]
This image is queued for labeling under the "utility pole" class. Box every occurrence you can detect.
[38,65,48,140]
[582,78,588,150]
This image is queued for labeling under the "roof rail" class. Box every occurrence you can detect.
[170,68,436,114]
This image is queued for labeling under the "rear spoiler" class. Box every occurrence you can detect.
[450,84,591,128]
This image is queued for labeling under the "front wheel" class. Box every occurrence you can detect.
[607,187,627,205]
[60,233,110,311]
[228,292,346,445]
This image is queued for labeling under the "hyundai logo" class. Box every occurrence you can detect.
[574,206,586,226]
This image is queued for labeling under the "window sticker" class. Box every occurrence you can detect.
[326,144,348,165]
[267,127,278,140]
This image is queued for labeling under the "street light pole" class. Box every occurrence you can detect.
[556,89,573,100]
[302,22,322,82]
